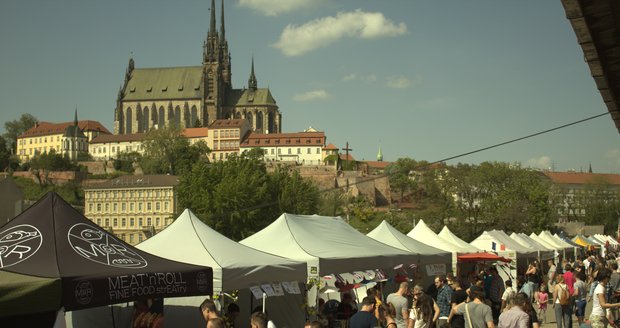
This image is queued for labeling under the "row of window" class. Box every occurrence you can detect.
[94,144,142,154]
[117,233,142,244]
[86,189,171,199]
[214,140,239,150]
[88,201,169,213]
[252,138,323,145]
[266,147,321,155]
[96,216,162,229]
[213,129,240,138]
[20,136,61,145]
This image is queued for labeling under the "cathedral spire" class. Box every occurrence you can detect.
[220,0,226,43]
[248,56,257,91]
[209,0,216,36]
[377,146,383,162]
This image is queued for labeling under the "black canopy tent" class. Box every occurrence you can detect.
[0,192,213,317]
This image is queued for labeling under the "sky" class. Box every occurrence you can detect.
[1,0,619,173]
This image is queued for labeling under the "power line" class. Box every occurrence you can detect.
[427,111,610,165]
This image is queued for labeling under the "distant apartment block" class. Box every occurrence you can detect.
[208,119,251,161]
[84,174,179,245]
[89,133,146,160]
[240,127,327,165]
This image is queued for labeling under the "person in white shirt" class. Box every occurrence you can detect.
[501,280,516,312]
[590,268,620,328]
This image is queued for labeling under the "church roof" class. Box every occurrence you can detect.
[62,125,87,139]
[227,88,277,106]
[123,66,203,101]
[543,171,620,186]
[208,119,248,129]
[85,175,180,190]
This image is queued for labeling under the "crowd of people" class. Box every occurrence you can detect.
[196,253,620,328]
[317,253,620,328]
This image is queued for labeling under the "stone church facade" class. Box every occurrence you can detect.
[113,0,281,135]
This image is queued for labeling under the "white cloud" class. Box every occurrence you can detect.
[293,89,330,102]
[342,73,377,83]
[238,0,316,16]
[385,75,412,89]
[525,156,552,170]
[273,9,408,56]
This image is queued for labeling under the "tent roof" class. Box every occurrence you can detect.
[367,221,451,264]
[528,233,560,251]
[510,233,551,252]
[438,226,481,253]
[516,233,554,252]
[0,270,61,317]
[406,220,462,253]
[240,213,417,276]
[554,233,582,248]
[596,234,620,245]
[470,230,537,256]
[0,192,212,311]
[539,231,574,250]
[137,209,306,292]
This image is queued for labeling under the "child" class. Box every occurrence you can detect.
[536,285,548,323]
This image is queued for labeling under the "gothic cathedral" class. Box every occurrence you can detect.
[113,0,281,135]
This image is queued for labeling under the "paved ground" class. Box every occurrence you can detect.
[539,302,591,328]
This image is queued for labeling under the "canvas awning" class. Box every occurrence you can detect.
[137,209,307,292]
[0,192,213,315]
[240,213,417,276]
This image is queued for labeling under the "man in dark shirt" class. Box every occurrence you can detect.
[448,280,467,328]
[349,296,377,328]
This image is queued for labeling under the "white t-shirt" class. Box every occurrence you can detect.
[408,308,430,328]
[501,286,516,301]
[592,283,606,316]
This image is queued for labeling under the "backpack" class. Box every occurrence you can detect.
[559,285,570,305]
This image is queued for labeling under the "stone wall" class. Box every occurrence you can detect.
[13,170,87,185]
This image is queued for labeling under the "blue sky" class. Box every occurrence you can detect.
[1,0,618,172]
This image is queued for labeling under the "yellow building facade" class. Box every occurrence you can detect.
[84,175,179,245]
[17,119,110,162]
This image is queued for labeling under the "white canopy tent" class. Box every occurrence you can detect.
[240,213,418,277]
[137,209,307,292]
[470,230,537,286]
[538,231,573,259]
[367,221,452,284]
[595,234,620,246]
[438,226,481,253]
[510,233,554,260]
[407,220,469,273]
[98,209,309,328]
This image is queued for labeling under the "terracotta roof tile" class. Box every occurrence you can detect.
[323,143,338,150]
[362,160,391,169]
[543,172,620,185]
[20,120,111,138]
[182,127,209,138]
[208,119,248,129]
[85,175,179,190]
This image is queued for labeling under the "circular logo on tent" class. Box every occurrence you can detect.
[196,271,210,292]
[75,280,93,305]
[0,224,42,268]
[68,223,147,268]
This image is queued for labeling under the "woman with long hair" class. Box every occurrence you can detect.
[379,303,397,328]
[590,268,620,328]
[408,293,434,328]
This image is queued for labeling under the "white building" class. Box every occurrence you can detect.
[89,133,146,160]
[240,128,326,165]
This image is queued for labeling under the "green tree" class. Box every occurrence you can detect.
[29,150,77,186]
[576,177,620,234]
[0,135,11,171]
[177,152,272,240]
[385,158,418,201]
[4,113,37,153]
[114,151,142,173]
[270,166,319,215]
[140,125,210,175]
[318,190,348,217]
